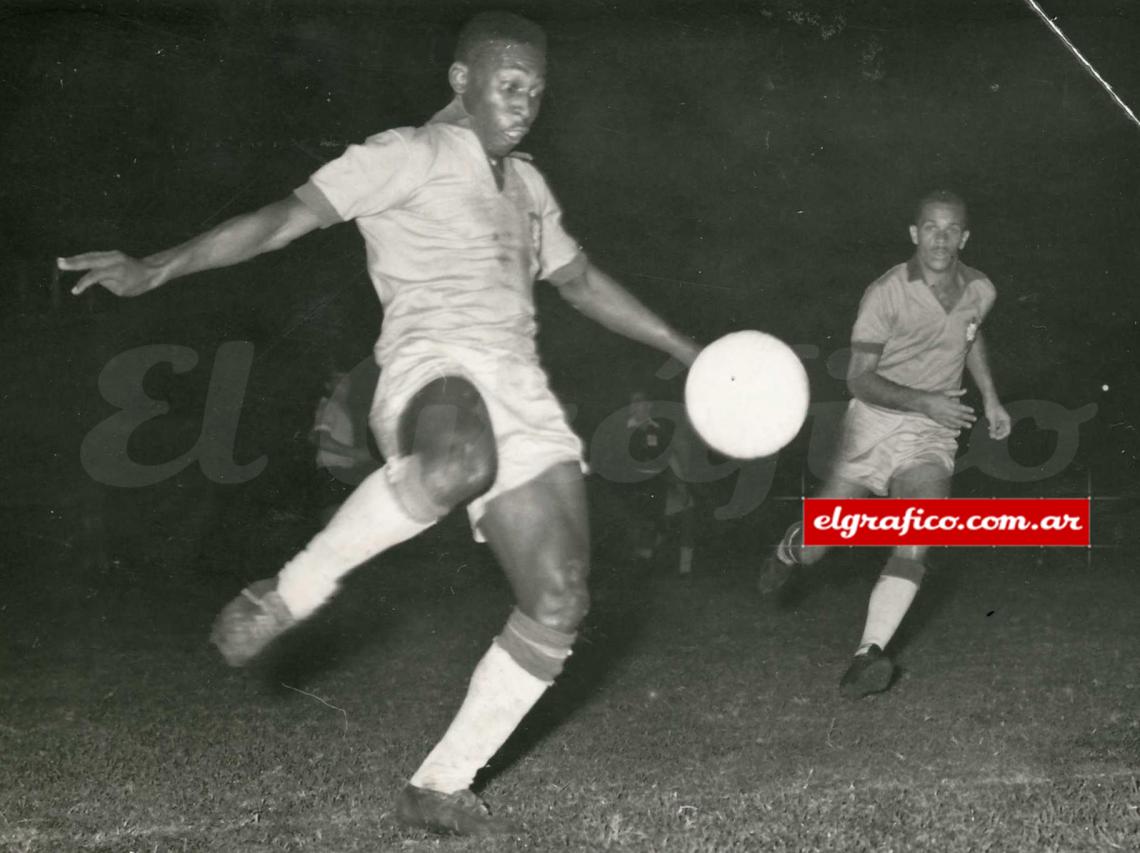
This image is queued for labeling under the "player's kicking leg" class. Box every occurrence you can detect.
[839,461,948,699]
[210,377,495,665]
[395,461,588,836]
[756,477,869,593]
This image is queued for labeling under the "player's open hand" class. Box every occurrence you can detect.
[58,251,161,298]
[921,388,976,431]
[984,400,1011,440]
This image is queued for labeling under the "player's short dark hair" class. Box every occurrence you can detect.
[454,11,547,65]
[914,189,968,227]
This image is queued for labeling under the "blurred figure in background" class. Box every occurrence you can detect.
[626,390,697,574]
[310,360,380,525]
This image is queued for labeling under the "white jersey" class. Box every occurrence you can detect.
[294,97,585,370]
[293,98,588,534]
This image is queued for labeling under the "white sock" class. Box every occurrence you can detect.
[277,465,433,619]
[857,574,918,654]
[776,523,803,565]
[410,643,549,793]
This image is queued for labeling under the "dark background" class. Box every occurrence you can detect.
[1,0,1137,606]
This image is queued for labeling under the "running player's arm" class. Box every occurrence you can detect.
[848,277,975,430]
[847,348,976,431]
[555,262,701,365]
[59,195,325,298]
[965,331,1011,439]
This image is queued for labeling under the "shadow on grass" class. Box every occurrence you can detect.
[478,556,658,787]
[889,553,961,658]
[248,549,469,689]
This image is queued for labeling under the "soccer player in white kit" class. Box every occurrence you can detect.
[60,12,699,836]
[757,191,1011,699]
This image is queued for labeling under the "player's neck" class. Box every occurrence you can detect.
[916,258,958,290]
[487,154,505,190]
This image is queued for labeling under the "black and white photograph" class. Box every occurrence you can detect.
[1,0,1137,849]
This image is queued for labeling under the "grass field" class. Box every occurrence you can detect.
[3,510,1138,852]
[2,2,1139,850]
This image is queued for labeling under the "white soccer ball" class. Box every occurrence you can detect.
[684,330,810,459]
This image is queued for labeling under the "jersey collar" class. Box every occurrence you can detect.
[906,255,973,288]
[429,96,472,128]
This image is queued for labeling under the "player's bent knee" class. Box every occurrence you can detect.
[419,442,496,507]
[495,607,577,683]
[881,554,926,584]
[388,451,495,523]
[527,558,590,634]
[391,377,498,520]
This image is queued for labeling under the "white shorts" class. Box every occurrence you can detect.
[369,341,584,539]
[830,399,958,496]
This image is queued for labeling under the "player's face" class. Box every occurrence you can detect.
[454,41,546,157]
[909,202,970,273]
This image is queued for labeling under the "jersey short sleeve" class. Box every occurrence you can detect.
[850,279,895,352]
[976,277,997,320]
[294,129,426,227]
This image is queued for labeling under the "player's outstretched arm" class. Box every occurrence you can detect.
[59,194,324,298]
[965,332,1011,439]
[555,262,700,366]
[847,348,977,431]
